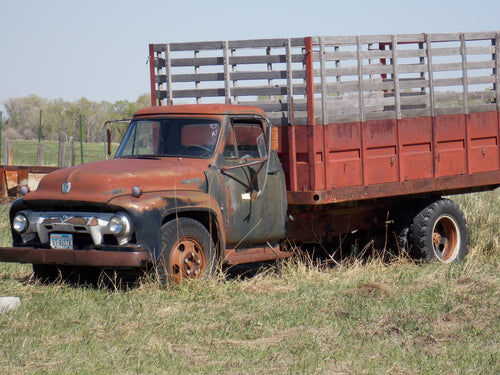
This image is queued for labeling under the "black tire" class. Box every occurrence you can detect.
[408,199,468,263]
[156,218,216,285]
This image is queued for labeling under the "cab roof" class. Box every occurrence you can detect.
[134,104,266,118]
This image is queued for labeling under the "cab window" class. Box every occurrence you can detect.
[224,122,267,160]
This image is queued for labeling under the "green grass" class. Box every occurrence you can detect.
[8,139,119,166]
[0,251,498,374]
[0,177,498,373]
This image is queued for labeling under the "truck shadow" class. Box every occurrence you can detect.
[18,261,282,291]
[18,236,410,290]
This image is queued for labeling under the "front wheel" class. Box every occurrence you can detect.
[408,199,468,263]
[156,218,216,285]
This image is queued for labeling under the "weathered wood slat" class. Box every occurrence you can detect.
[286,38,294,125]
[159,69,308,84]
[466,45,495,55]
[401,108,432,118]
[365,110,397,121]
[463,31,498,40]
[460,33,470,114]
[426,34,436,117]
[468,103,497,112]
[313,66,357,77]
[162,53,305,68]
[236,99,307,112]
[431,60,495,72]
[318,35,358,45]
[467,90,495,100]
[432,77,464,87]
[321,50,358,61]
[398,64,429,74]
[496,32,500,111]
[468,75,496,85]
[158,38,306,52]
[399,79,430,90]
[428,47,462,57]
[428,33,461,42]
[318,93,391,108]
[168,41,225,51]
[434,91,463,101]
[399,94,429,106]
[397,34,427,43]
[435,107,466,116]
[165,44,173,105]
[152,31,499,124]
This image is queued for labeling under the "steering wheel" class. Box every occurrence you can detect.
[183,144,211,156]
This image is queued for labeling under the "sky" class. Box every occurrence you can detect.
[1,0,499,115]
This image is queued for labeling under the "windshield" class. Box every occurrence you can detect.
[115,118,221,158]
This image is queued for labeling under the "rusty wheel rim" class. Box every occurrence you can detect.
[169,236,207,284]
[432,214,460,262]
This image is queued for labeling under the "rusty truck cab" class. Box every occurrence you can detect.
[2,104,288,284]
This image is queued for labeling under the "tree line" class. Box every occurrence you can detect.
[1,94,151,143]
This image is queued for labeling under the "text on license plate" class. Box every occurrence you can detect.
[50,234,73,249]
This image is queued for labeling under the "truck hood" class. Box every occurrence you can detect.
[24,157,207,204]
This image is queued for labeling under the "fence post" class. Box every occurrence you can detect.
[3,137,6,165]
[79,114,83,164]
[58,132,67,167]
[71,137,75,166]
[37,142,44,166]
[39,109,42,143]
[4,139,13,165]
[65,136,74,167]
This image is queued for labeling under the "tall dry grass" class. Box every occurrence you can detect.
[452,189,500,256]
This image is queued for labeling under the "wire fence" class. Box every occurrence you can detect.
[2,138,118,167]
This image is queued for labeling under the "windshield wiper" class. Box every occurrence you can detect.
[120,155,160,160]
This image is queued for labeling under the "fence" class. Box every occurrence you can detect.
[0,134,110,198]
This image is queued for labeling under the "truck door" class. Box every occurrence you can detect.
[220,119,286,246]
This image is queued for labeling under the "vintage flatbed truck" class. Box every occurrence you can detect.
[1,31,499,283]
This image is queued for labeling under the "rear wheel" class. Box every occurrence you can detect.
[156,218,216,285]
[408,199,468,263]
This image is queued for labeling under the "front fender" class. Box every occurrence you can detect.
[108,191,225,260]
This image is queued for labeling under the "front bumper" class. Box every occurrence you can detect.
[0,247,149,268]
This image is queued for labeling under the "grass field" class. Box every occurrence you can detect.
[7,139,118,166]
[0,141,499,374]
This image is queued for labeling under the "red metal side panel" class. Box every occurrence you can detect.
[295,126,311,190]
[362,119,399,185]
[399,117,433,181]
[325,122,362,188]
[277,126,290,188]
[467,111,499,173]
[311,124,325,190]
[281,112,499,199]
[278,126,312,192]
[435,114,467,177]
[304,37,326,191]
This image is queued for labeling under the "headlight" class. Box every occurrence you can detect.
[108,214,132,236]
[13,213,29,233]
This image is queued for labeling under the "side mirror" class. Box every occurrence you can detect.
[106,128,112,157]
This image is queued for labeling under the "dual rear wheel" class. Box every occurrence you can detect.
[408,198,468,263]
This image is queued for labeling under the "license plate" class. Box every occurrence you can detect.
[50,233,73,249]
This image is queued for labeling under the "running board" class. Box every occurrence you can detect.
[224,244,292,265]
